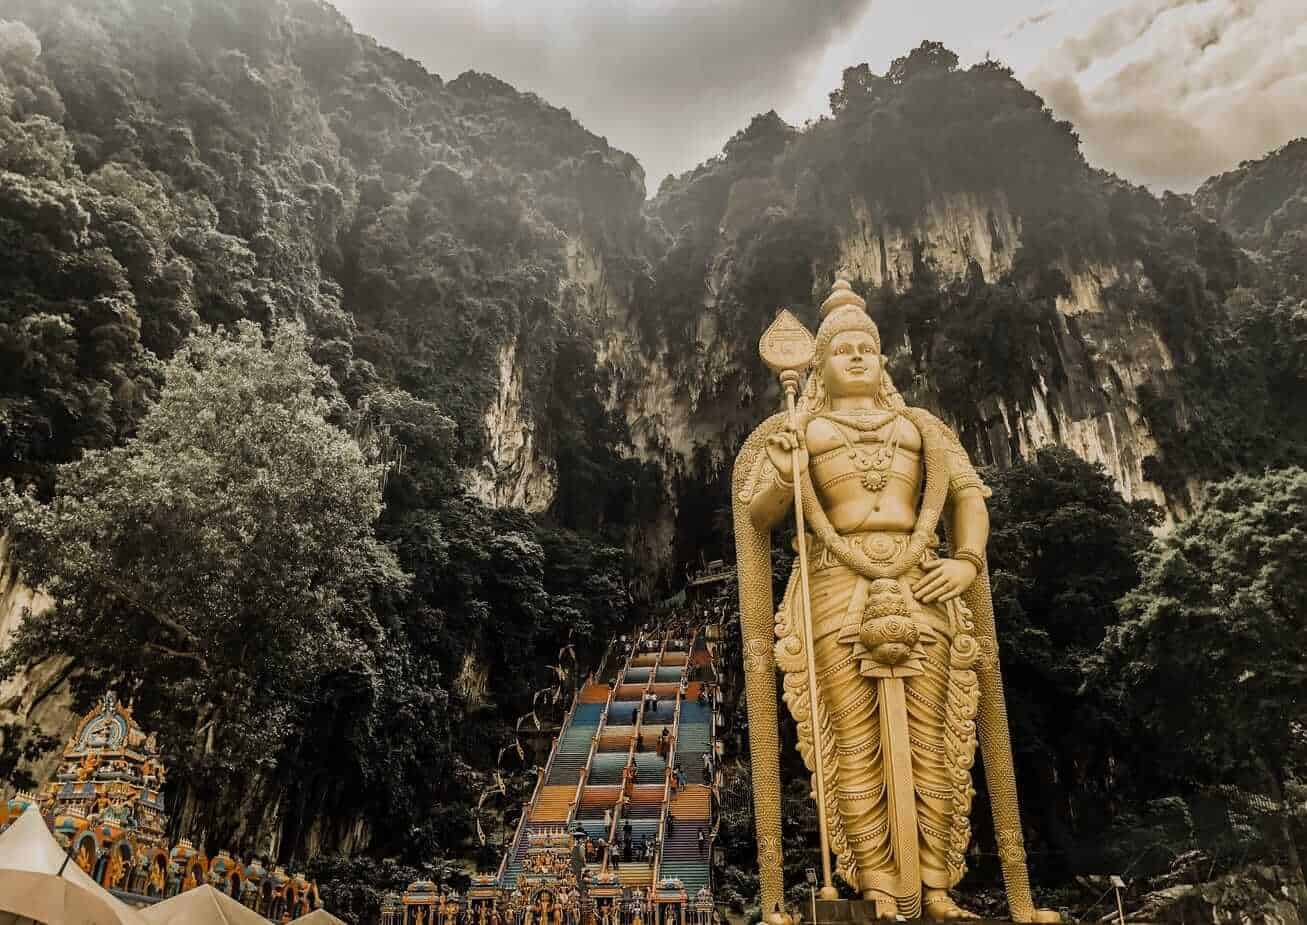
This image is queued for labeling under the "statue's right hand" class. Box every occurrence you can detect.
[765,427,808,482]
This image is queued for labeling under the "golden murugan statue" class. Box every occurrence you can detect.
[733,280,1059,922]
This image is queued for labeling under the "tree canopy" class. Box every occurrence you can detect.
[0,322,406,829]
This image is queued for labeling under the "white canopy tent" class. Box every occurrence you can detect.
[139,884,269,925]
[291,909,350,924]
[0,806,145,925]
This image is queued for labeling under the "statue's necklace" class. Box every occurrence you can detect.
[823,412,902,509]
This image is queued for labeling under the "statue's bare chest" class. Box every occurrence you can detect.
[807,413,923,509]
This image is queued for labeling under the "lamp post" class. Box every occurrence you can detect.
[1110,875,1126,925]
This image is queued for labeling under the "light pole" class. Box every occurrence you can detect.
[805,868,817,925]
[1110,875,1126,925]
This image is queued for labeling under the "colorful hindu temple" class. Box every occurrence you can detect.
[0,691,326,920]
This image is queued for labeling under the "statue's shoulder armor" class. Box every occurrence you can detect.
[902,406,990,498]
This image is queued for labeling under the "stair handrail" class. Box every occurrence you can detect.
[498,689,582,884]
[696,627,719,894]
[652,626,695,886]
[609,628,671,874]
[496,795,531,885]
[568,672,617,830]
[598,632,640,875]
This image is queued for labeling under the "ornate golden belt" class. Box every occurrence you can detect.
[805,530,936,572]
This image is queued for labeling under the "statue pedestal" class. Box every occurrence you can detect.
[800,899,1022,924]
[800,899,880,924]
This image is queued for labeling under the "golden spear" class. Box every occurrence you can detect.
[758,310,839,901]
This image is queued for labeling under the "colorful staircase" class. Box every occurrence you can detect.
[498,628,718,901]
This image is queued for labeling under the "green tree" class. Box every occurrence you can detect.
[1095,468,1307,883]
[982,448,1161,876]
[0,321,407,834]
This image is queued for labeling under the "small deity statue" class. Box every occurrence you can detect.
[85,714,119,749]
[104,852,126,889]
[148,861,166,895]
[75,841,96,874]
[415,908,427,925]
[103,798,132,826]
[734,280,1060,922]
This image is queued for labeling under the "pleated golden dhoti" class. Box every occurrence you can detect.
[776,532,980,915]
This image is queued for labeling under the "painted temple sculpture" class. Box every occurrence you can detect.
[0,692,322,918]
[732,280,1061,922]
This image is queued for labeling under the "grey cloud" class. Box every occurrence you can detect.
[1003,7,1056,40]
[331,0,874,192]
[1055,0,1207,72]
[1031,0,1307,191]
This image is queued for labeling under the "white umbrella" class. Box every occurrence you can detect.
[0,806,145,925]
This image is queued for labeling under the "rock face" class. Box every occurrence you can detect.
[475,93,1297,548]
[1134,866,1307,925]
[839,189,1180,511]
[0,533,50,643]
[466,339,558,513]
[838,191,1021,289]
[496,190,1191,548]
[0,535,76,788]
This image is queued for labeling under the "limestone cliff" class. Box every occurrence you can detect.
[1,0,1282,580]
[502,67,1293,555]
[0,535,75,789]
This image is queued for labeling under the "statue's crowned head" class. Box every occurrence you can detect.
[804,278,904,412]
[816,278,880,357]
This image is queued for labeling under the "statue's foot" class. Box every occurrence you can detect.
[923,890,979,921]
[860,892,897,920]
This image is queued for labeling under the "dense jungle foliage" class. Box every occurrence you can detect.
[0,0,1305,920]
[0,0,646,878]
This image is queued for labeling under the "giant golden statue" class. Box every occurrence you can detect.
[733,280,1058,923]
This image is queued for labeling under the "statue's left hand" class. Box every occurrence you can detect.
[911,558,978,603]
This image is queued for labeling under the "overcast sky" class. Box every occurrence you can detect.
[330,0,1307,196]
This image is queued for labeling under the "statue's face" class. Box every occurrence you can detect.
[822,331,881,398]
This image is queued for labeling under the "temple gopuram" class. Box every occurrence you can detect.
[0,691,324,920]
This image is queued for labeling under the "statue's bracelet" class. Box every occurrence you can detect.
[952,549,985,572]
